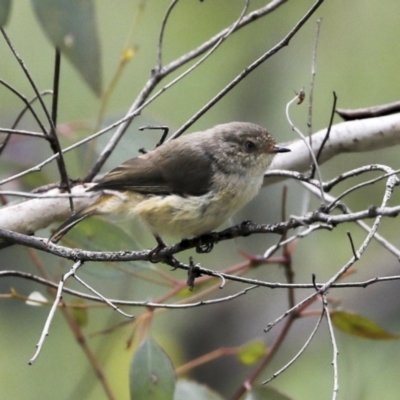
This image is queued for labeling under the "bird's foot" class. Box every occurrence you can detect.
[194,233,215,253]
[148,235,179,266]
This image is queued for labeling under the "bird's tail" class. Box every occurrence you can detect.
[49,207,96,244]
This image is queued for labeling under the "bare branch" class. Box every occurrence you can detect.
[0,128,47,138]
[307,18,322,137]
[266,112,400,184]
[85,0,251,179]
[337,100,400,121]
[1,29,72,198]
[262,306,325,385]
[323,294,339,400]
[29,260,84,364]
[155,0,179,71]
[265,173,398,334]
[285,92,325,203]
[170,0,325,140]
[0,79,49,135]
[161,0,289,77]
[3,270,400,306]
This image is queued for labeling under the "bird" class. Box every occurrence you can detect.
[49,122,290,246]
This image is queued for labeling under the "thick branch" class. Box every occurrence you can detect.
[265,112,400,184]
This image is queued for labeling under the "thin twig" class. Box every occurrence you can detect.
[72,274,135,319]
[0,79,49,135]
[262,306,325,385]
[156,0,179,71]
[323,164,400,192]
[1,29,72,199]
[323,294,339,400]
[29,260,84,364]
[170,0,325,140]
[51,48,74,211]
[265,173,398,334]
[3,270,400,305]
[51,49,61,134]
[286,93,325,204]
[302,181,400,259]
[324,164,399,212]
[263,224,332,259]
[307,18,322,137]
[84,0,247,180]
[0,110,141,186]
[26,249,116,400]
[0,128,47,138]
[310,91,338,179]
[346,231,359,260]
[0,86,51,155]
[162,0,288,77]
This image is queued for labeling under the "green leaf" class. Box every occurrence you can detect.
[0,0,11,26]
[331,310,399,340]
[70,299,88,327]
[65,217,142,253]
[57,217,151,279]
[238,340,266,366]
[31,0,102,95]
[174,380,225,400]
[130,336,176,400]
[244,387,293,400]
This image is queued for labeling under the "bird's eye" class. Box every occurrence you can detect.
[244,140,256,151]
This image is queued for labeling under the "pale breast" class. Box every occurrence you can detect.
[132,172,263,238]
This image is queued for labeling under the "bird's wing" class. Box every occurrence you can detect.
[91,145,214,196]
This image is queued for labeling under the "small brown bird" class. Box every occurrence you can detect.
[50,122,290,244]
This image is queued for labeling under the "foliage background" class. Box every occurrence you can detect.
[1,1,400,399]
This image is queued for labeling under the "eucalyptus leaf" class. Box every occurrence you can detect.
[174,380,225,400]
[0,0,11,26]
[57,217,151,279]
[331,310,399,340]
[130,336,176,400]
[244,387,293,400]
[31,0,102,95]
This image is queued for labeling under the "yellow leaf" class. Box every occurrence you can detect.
[331,310,398,340]
[238,340,266,365]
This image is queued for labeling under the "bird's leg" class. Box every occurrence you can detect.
[148,234,179,266]
[148,234,167,262]
[154,234,167,249]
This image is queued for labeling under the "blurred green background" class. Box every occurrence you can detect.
[1,1,400,399]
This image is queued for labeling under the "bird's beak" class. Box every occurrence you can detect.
[272,145,291,153]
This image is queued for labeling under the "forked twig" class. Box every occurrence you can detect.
[1,29,72,203]
[171,0,325,140]
[29,260,84,364]
[262,306,325,385]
